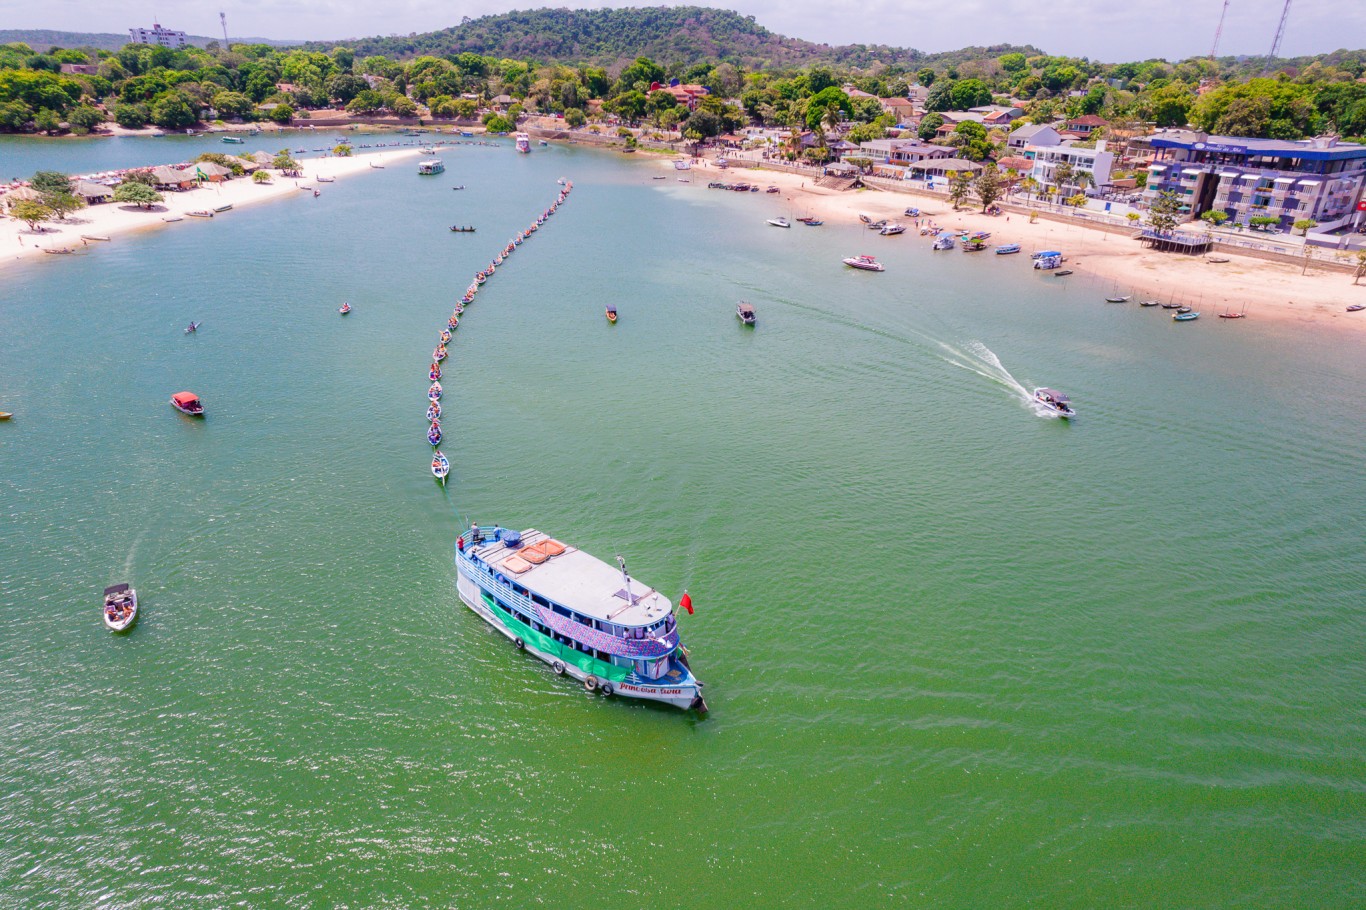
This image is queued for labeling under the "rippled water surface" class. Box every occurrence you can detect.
[2,134,1364,908]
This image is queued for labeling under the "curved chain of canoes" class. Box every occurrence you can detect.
[429,179,574,480]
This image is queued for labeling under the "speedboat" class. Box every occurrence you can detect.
[737,301,756,325]
[880,223,906,236]
[184,321,200,334]
[433,451,450,482]
[428,422,443,446]
[339,302,351,315]
[427,402,441,422]
[995,243,1021,255]
[1032,388,1076,419]
[843,255,885,272]
[606,305,617,324]
[103,584,138,632]
[429,382,443,401]
[932,233,955,250]
[767,217,791,228]
[170,391,204,417]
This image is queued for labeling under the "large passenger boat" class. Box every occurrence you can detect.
[514,132,531,153]
[455,525,707,713]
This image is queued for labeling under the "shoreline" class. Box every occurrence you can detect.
[672,158,1366,333]
[0,149,419,273]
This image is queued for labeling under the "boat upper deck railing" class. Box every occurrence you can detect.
[457,543,679,660]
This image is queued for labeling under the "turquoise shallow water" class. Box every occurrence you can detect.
[2,135,1365,908]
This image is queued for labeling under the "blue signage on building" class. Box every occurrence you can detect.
[1193,142,1247,155]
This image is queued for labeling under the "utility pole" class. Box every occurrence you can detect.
[1210,0,1231,59]
[220,11,229,49]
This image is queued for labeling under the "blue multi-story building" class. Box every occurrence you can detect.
[1142,132,1366,232]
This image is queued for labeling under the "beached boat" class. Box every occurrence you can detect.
[170,391,204,417]
[767,217,791,228]
[339,302,351,315]
[880,223,907,236]
[859,214,873,224]
[995,243,1021,255]
[606,305,618,324]
[1218,311,1246,319]
[1207,256,1230,263]
[317,176,335,183]
[843,255,885,272]
[1173,311,1200,321]
[432,451,450,483]
[1033,388,1077,419]
[103,584,138,632]
[81,234,111,242]
[1347,304,1365,312]
[1053,269,1074,276]
[429,382,443,401]
[186,210,214,218]
[418,159,445,175]
[737,301,756,325]
[163,216,183,222]
[428,423,443,446]
[515,132,531,153]
[454,525,707,712]
[213,204,232,213]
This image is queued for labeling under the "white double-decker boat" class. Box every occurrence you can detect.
[514,132,531,153]
[455,525,707,713]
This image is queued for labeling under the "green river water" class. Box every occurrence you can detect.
[1,134,1364,908]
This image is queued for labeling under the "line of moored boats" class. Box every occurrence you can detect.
[428,178,575,484]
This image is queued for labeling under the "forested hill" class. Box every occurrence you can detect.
[307,7,1040,70]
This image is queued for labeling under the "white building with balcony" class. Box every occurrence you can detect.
[1025,140,1115,194]
[129,23,189,49]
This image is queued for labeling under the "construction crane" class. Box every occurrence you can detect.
[1210,0,1231,59]
[1267,0,1292,64]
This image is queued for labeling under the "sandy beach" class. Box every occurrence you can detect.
[674,157,1366,333]
[0,149,418,273]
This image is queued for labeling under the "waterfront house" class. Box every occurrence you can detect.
[1142,133,1366,231]
[848,138,953,178]
[907,157,984,190]
[1026,140,1115,194]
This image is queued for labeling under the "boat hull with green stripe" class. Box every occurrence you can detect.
[454,526,707,713]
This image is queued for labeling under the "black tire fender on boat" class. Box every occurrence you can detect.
[600,682,613,697]
[514,637,524,650]
[552,660,566,675]
[585,675,598,692]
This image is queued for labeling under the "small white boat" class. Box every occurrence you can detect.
[170,391,205,416]
[317,176,335,183]
[1032,388,1076,419]
[879,223,907,236]
[103,584,138,632]
[766,217,791,228]
[842,255,885,272]
[737,301,756,325]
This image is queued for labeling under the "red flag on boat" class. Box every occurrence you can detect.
[679,591,693,615]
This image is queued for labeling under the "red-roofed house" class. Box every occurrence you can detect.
[1062,115,1108,138]
[650,82,709,111]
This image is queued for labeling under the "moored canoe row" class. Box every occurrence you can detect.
[426,179,574,479]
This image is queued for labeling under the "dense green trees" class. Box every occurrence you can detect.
[113,182,163,208]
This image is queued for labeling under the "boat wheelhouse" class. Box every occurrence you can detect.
[454,526,707,713]
[418,159,445,175]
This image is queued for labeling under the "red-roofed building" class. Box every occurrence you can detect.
[650,82,709,111]
[1062,115,1109,138]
